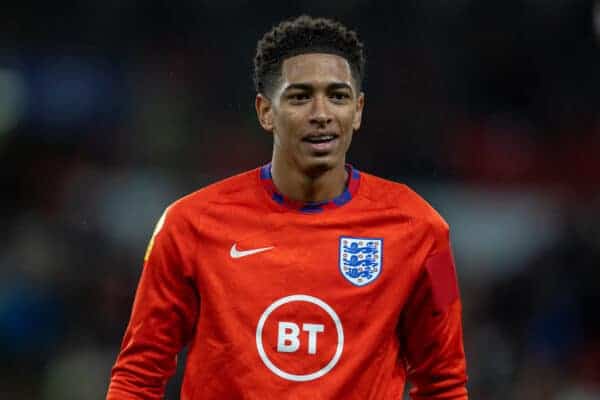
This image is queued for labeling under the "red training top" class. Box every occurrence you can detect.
[107,165,468,399]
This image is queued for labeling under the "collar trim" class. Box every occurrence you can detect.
[259,163,360,213]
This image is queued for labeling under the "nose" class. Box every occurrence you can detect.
[309,94,332,126]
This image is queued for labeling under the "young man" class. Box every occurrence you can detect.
[107,16,468,399]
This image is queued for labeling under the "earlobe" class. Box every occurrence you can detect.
[255,94,274,132]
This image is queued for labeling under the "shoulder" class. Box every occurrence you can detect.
[358,171,449,239]
[161,167,262,226]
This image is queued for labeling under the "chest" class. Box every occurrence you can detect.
[186,212,431,379]
[192,213,428,313]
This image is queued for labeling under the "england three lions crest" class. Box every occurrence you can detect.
[339,237,383,286]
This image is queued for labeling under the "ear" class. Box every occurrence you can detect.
[352,92,365,131]
[255,94,274,132]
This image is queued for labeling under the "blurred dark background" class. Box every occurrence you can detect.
[1,1,599,399]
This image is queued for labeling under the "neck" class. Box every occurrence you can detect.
[270,156,348,203]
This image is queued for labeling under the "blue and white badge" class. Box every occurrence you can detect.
[339,237,383,286]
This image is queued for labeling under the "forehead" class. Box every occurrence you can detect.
[280,53,353,87]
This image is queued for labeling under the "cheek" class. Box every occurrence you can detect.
[274,112,303,137]
[339,110,357,131]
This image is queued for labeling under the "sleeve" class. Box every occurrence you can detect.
[106,206,200,400]
[398,224,468,399]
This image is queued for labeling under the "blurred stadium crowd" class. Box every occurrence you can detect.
[0,1,599,399]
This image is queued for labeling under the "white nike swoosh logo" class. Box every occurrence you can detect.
[230,243,274,259]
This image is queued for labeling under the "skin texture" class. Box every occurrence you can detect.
[255,53,365,203]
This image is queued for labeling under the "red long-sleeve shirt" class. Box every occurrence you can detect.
[107,165,468,399]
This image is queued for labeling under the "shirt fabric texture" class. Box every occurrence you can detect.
[107,165,468,399]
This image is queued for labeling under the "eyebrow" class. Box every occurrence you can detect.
[283,82,354,92]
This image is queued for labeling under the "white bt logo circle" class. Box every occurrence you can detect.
[255,294,344,382]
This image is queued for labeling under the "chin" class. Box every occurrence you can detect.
[301,156,340,177]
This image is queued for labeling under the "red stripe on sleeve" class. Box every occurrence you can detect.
[425,248,460,312]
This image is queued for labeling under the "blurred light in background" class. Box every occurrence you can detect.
[29,57,123,131]
[420,184,561,283]
[0,68,27,139]
[594,0,600,41]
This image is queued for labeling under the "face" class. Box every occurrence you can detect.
[256,53,364,175]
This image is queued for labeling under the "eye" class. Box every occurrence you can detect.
[288,93,310,103]
[329,92,351,103]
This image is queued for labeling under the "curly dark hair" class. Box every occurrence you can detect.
[254,15,365,96]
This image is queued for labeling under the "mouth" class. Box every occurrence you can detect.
[301,133,340,154]
[302,133,339,144]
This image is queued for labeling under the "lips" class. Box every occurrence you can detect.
[301,132,340,153]
[302,132,339,143]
